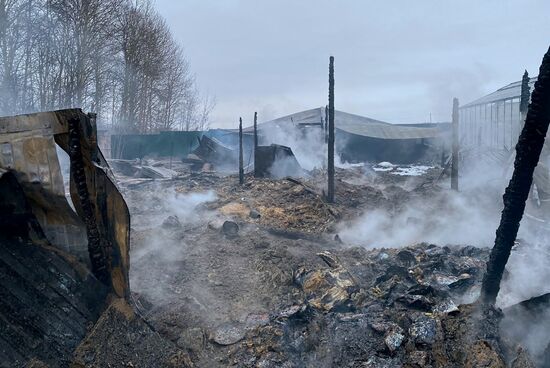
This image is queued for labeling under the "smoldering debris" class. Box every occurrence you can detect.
[103,155,548,367]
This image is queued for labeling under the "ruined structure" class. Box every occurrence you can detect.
[244,107,446,165]
[459,75,537,150]
[0,110,193,368]
[0,110,130,365]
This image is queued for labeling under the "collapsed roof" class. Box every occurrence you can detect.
[244,107,442,140]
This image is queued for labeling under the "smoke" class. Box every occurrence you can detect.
[338,188,501,249]
[268,155,304,179]
[334,148,550,361]
[259,123,327,172]
[336,153,550,305]
[130,188,217,304]
[338,157,505,248]
[257,119,355,178]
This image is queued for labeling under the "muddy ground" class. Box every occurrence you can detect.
[93,164,547,367]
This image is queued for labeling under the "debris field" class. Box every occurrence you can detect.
[108,164,542,368]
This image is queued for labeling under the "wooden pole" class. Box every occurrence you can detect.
[253,112,258,177]
[327,56,335,203]
[451,98,459,191]
[480,47,550,305]
[325,105,329,143]
[239,117,244,185]
[253,112,258,150]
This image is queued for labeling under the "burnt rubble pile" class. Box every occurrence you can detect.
[119,163,543,367]
[224,243,534,368]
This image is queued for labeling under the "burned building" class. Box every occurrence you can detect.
[459,77,537,150]
[245,107,447,165]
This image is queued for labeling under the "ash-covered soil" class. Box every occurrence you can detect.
[108,166,542,367]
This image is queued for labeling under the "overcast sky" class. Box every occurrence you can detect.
[155,0,550,128]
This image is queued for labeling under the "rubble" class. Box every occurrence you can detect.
[72,299,192,368]
[104,159,547,367]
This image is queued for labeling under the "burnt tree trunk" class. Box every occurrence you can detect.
[327,57,335,203]
[239,117,244,185]
[451,98,459,191]
[254,112,258,177]
[480,47,550,305]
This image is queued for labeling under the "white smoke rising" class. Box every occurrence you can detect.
[338,157,506,248]
[268,155,304,179]
[259,123,327,172]
[335,148,550,361]
[163,190,217,225]
[130,188,217,304]
[338,190,500,249]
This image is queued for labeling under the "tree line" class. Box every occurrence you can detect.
[0,0,214,133]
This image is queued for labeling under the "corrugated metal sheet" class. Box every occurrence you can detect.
[462,77,538,108]
[245,107,441,140]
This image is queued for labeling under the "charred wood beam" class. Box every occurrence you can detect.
[68,117,110,285]
[327,56,335,203]
[239,117,244,185]
[451,98,459,191]
[480,46,550,305]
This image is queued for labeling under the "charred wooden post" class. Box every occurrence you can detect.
[451,98,459,191]
[327,56,335,203]
[254,111,258,150]
[239,117,244,185]
[520,70,531,123]
[254,112,258,177]
[480,47,550,305]
[325,105,329,144]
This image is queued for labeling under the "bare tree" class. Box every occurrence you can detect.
[0,0,213,134]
